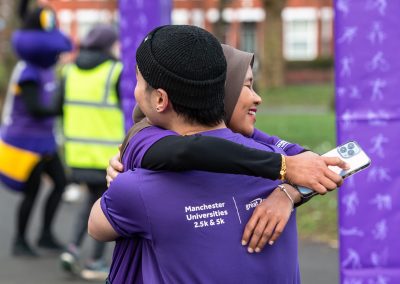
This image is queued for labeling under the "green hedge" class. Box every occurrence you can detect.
[286,57,334,70]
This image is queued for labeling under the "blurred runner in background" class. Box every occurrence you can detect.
[59,24,123,281]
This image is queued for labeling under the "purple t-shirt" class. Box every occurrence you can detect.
[1,61,57,154]
[252,128,305,156]
[102,128,300,284]
[121,126,177,170]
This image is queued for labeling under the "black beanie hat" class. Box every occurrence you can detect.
[136,25,227,110]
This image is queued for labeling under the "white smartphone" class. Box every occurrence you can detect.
[297,141,371,197]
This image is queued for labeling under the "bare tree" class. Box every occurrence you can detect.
[260,0,287,88]
[214,0,229,42]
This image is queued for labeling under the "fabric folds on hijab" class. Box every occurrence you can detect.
[222,44,254,127]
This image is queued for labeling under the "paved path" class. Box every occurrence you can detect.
[0,183,338,284]
[300,240,339,284]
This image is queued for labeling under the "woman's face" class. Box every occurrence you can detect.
[229,66,262,137]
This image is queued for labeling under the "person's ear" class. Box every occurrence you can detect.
[154,88,169,112]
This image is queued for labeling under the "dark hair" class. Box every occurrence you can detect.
[171,101,225,127]
[145,82,154,93]
[143,78,225,126]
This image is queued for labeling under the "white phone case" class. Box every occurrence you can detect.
[322,141,371,178]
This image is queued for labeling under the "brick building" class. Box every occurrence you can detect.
[172,0,333,60]
[50,0,333,61]
[51,0,118,46]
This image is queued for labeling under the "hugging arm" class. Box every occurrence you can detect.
[142,135,281,179]
[88,199,119,242]
[242,183,301,253]
[107,128,346,252]
[90,172,151,242]
[251,129,348,193]
[251,128,307,156]
[142,127,310,176]
[142,134,347,194]
[110,127,347,194]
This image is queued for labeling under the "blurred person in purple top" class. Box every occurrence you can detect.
[0,1,72,256]
[89,25,342,284]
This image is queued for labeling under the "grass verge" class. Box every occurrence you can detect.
[255,109,338,244]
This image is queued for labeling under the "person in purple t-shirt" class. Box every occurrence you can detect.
[106,44,347,252]
[89,25,343,284]
[0,2,71,256]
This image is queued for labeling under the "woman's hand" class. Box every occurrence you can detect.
[106,153,124,187]
[285,151,347,194]
[241,184,300,253]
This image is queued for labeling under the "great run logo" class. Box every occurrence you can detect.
[245,198,263,211]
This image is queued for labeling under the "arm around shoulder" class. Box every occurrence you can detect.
[252,128,306,156]
[88,198,119,242]
[142,135,283,179]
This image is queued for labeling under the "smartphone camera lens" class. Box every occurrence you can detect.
[340,147,347,153]
[348,149,355,156]
[348,143,355,149]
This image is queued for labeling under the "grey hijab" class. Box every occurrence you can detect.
[221,44,254,127]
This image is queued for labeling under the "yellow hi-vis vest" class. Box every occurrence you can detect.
[63,60,124,169]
